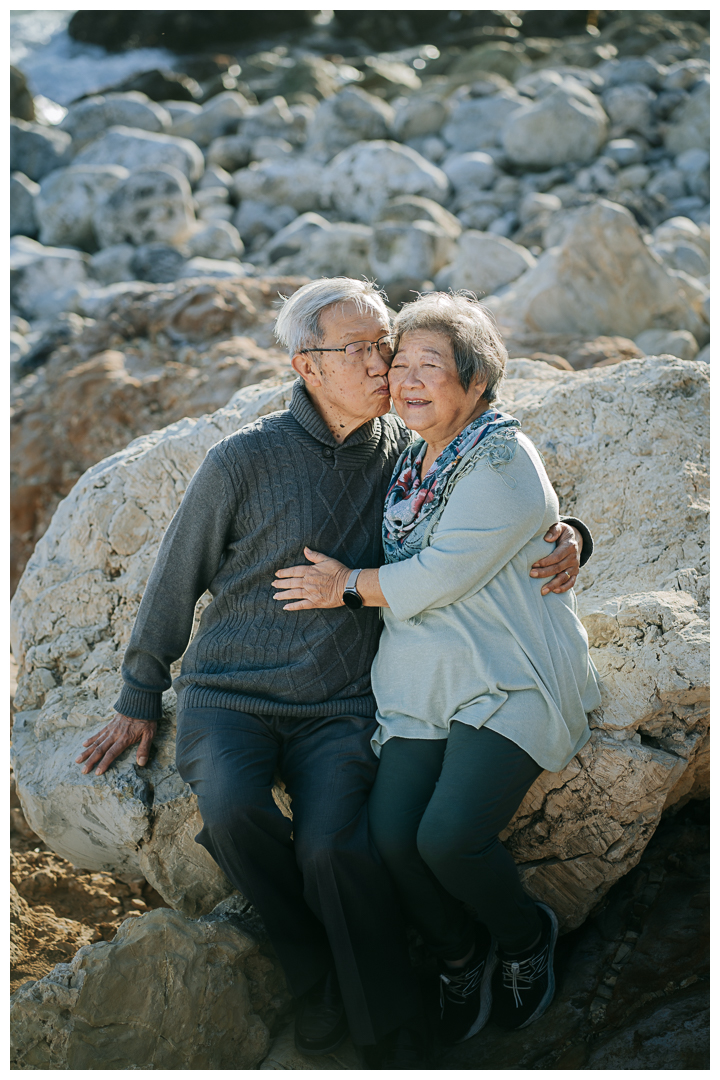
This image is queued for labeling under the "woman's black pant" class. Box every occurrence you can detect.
[175,705,422,1046]
[368,723,544,958]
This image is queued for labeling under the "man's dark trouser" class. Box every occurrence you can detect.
[175,705,422,1046]
[369,724,544,958]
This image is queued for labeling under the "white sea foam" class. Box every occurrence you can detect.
[11,10,176,106]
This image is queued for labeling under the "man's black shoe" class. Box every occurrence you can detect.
[294,968,349,1056]
[439,922,497,1045]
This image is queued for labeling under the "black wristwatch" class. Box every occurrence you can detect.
[342,569,364,610]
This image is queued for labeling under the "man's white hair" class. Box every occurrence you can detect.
[275,277,389,357]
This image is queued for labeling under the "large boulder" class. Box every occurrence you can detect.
[92,166,196,249]
[60,93,172,150]
[11,357,709,932]
[73,126,204,184]
[322,140,449,225]
[492,200,708,343]
[369,220,455,289]
[10,277,300,596]
[36,165,128,250]
[10,902,288,1069]
[502,84,609,168]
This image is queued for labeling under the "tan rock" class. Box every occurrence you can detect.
[10,356,708,932]
[10,904,286,1070]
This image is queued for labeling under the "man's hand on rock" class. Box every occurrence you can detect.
[76,713,157,776]
[531,522,582,595]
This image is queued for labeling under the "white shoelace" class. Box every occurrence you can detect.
[501,945,549,1008]
[439,958,485,1018]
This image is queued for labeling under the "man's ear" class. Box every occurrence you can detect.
[291,352,322,387]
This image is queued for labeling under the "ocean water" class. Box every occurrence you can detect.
[11,9,177,107]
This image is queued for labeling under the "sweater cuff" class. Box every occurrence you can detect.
[559,516,594,567]
[113,685,164,722]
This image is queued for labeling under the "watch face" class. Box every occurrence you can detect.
[343,590,363,610]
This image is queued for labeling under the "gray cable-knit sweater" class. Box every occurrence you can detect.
[114,379,593,723]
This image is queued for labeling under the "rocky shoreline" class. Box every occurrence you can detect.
[10,8,709,1070]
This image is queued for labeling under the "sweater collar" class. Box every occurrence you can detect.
[289,378,380,449]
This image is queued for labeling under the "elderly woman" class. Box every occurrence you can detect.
[273,292,601,1048]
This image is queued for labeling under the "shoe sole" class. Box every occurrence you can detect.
[457,938,498,1043]
[516,902,558,1030]
[294,1025,350,1057]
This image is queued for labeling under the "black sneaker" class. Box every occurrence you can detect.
[491,902,558,1030]
[294,967,348,1056]
[438,923,497,1045]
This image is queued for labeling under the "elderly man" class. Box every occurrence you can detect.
[76,278,591,1067]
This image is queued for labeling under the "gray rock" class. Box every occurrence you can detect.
[502,85,608,169]
[196,163,234,191]
[646,167,687,201]
[238,96,308,148]
[604,137,648,166]
[272,222,374,280]
[456,195,505,232]
[437,230,535,295]
[653,216,706,249]
[198,203,235,224]
[160,100,202,125]
[322,140,449,225]
[513,69,566,100]
[695,343,710,364]
[487,211,519,238]
[651,240,709,279]
[603,83,657,139]
[262,212,332,262]
[131,243,187,283]
[662,59,710,92]
[88,243,137,285]
[74,126,205,183]
[492,200,707,343]
[169,91,249,147]
[392,94,448,142]
[10,237,89,320]
[10,172,40,238]
[634,328,699,361]
[10,332,30,365]
[233,200,297,246]
[675,148,710,177]
[304,86,394,162]
[443,152,496,200]
[187,221,244,261]
[76,281,156,320]
[450,40,530,82]
[250,136,294,162]
[61,93,171,151]
[376,196,462,239]
[36,165,128,250]
[232,156,320,214]
[179,257,244,279]
[10,905,279,1069]
[664,78,710,155]
[597,56,667,89]
[613,164,652,190]
[443,90,526,153]
[369,220,455,286]
[518,192,562,225]
[10,119,72,182]
[194,187,230,213]
[94,166,195,249]
[206,133,253,173]
[410,135,447,163]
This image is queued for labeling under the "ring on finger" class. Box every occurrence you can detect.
[564,569,571,580]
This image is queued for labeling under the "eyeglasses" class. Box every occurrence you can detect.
[301,336,395,362]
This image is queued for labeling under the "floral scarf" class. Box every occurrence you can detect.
[382,409,520,563]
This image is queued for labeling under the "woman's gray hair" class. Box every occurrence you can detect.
[275,277,389,357]
[393,292,507,403]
